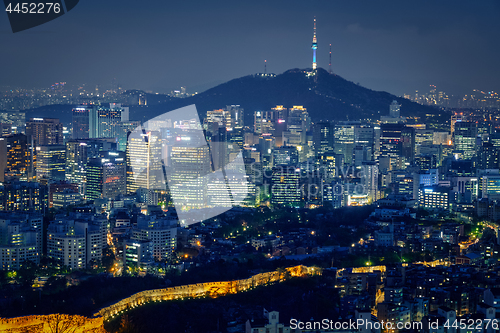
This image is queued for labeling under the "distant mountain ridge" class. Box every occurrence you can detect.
[20,68,438,125]
[133,67,437,124]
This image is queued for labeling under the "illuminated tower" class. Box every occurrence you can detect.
[311,17,318,70]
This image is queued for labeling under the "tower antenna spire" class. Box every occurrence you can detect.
[311,17,317,70]
[264,59,267,74]
[329,43,332,74]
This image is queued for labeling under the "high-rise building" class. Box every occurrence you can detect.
[451,113,466,135]
[379,123,406,171]
[355,126,375,157]
[47,215,107,270]
[126,130,164,194]
[270,166,301,206]
[205,122,228,171]
[26,118,63,147]
[123,239,153,269]
[478,141,499,170]
[86,151,126,200]
[206,105,244,131]
[283,106,309,149]
[418,186,453,211]
[312,121,333,155]
[65,138,118,194]
[89,103,129,139]
[254,110,276,135]
[272,146,299,166]
[316,151,337,181]
[334,122,357,164]
[48,182,79,208]
[131,215,177,262]
[0,212,43,270]
[168,145,211,208]
[118,121,141,151]
[52,189,82,209]
[453,121,477,159]
[207,168,255,207]
[225,105,244,129]
[401,126,415,164]
[35,145,66,182]
[392,170,416,199]
[481,174,500,200]
[0,181,48,213]
[72,105,93,139]
[1,134,33,182]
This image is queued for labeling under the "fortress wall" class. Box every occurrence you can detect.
[0,314,105,332]
[96,265,318,319]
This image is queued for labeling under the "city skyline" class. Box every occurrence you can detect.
[1,1,499,97]
[3,2,500,332]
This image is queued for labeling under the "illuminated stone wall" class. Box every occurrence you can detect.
[0,265,318,330]
[96,265,318,319]
[0,314,105,332]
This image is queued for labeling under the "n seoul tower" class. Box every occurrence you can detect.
[312,17,318,70]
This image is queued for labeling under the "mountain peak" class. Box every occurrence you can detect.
[135,68,437,124]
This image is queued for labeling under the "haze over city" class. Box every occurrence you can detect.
[1,0,500,96]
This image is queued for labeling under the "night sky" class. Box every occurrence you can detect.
[1,0,499,97]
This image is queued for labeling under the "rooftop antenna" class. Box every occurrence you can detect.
[264,59,267,75]
[329,43,332,74]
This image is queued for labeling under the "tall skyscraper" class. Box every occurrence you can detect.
[26,118,63,146]
[205,122,228,171]
[401,126,415,164]
[312,121,333,155]
[118,120,141,151]
[311,17,318,70]
[226,105,244,129]
[334,122,357,164]
[86,151,127,200]
[271,166,302,207]
[1,134,33,182]
[168,145,211,208]
[379,123,405,171]
[126,130,164,194]
[72,105,93,139]
[65,138,118,193]
[89,103,129,139]
[285,106,309,147]
[478,141,499,170]
[35,145,66,182]
[453,120,477,160]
